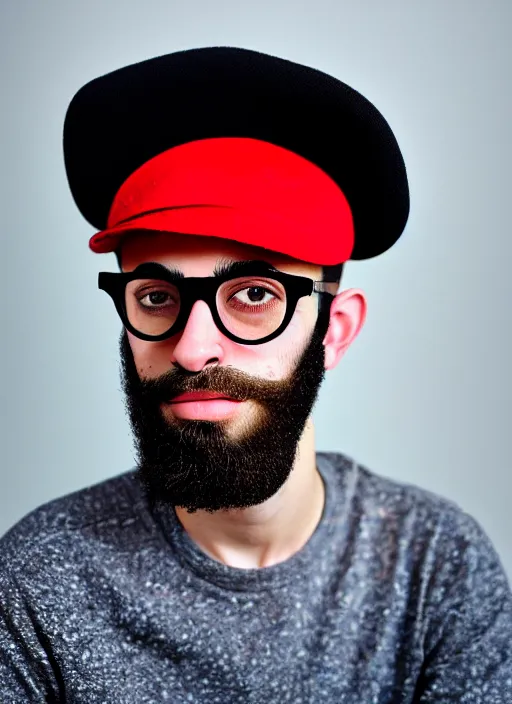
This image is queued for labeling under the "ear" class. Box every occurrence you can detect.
[323,288,367,370]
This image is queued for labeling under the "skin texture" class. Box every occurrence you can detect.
[118,231,367,568]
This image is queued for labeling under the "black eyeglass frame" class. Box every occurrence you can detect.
[98,261,339,345]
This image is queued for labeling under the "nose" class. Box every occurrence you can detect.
[170,299,225,372]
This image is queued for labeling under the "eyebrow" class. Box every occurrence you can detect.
[213,258,278,277]
[131,259,279,279]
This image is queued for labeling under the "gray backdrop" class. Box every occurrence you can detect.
[1,0,511,580]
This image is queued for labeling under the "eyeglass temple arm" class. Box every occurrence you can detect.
[313,281,339,296]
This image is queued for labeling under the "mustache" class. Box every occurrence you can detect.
[135,363,296,406]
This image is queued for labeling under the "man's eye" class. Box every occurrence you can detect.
[232,287,275,305]
[138,291,177,308]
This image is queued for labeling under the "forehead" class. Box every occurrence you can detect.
[119,231,322,278]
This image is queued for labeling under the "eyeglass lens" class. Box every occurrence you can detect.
[125,276,288,341]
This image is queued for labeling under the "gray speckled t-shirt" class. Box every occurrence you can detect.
[1,452,511,703]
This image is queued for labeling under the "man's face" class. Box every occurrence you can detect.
[118,232,332,514]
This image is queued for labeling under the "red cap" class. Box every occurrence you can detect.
[89,137,354,265]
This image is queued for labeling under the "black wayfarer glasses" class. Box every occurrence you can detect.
[98,259,338,345]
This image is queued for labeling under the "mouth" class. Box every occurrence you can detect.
[169,391,238,404]
[163,392,244,421]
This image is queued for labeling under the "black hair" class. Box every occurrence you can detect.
[322,262,343,283]
[115,247,122,271]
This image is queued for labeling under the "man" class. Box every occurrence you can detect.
[0,46,510,703]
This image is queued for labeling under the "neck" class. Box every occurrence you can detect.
[174,417,325,569]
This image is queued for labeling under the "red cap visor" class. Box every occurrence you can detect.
[89,137,355,266]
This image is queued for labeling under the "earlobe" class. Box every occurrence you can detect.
[323,289,367,370]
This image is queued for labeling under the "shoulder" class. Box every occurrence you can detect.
[318,450,509,585]
[320,450,512,656]
[320,449,480,524]
[0,469,149,579]
[319,449,466,518]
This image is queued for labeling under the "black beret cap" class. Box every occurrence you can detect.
[63,46,409,262]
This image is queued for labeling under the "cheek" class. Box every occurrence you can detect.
[236,308,313,380]
[126,331,168,377]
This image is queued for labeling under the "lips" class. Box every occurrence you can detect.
[169,391,236,403]
[165,391,243,421]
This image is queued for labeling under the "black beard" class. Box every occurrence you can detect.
[119,314,328,515]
